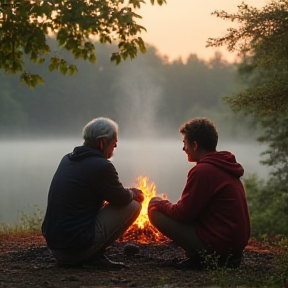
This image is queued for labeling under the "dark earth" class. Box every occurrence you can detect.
[0,232,278,288]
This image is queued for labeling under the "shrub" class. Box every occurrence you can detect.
[244,174,288,236]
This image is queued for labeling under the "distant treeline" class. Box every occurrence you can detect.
[0,39,255,140]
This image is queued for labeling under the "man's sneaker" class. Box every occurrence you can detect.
[175,255,204,270]
[84,254,127,270]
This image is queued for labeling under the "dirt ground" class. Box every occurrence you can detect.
[0,233,276,288]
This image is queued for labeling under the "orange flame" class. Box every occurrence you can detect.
[121,176,168,243]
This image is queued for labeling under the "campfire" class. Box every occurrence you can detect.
[121,176,169,243]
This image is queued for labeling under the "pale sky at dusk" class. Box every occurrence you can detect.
[138,0,269,62]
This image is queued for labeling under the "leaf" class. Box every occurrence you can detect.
[57,29,69,46]
[135,24,147,32]
[150,0,166,5]
[68,64,78,75]
[38,57,45,64]
[129,0,145,9]
[0,0,165,85]
[20,71,44,88]
[99,34,112,44]
[99,34,107,44]
[136,37,146,53]
[157,0,167,5]
[36,76,44,85]
[60,64,68,75]
[84,41,95,50]
[132,12,143,19]
[122,50,129,60]
[111,53,121,65]
[48,63,57,72]
[89,54,97,64]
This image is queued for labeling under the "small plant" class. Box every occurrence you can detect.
[273,237,288,287]
[244,174,288,237]
[19,204,44,232]
[0,204,44,235]
[155,275,170,288]
[202,252,234,288]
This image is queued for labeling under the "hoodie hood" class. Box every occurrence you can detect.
[68,145,104,161]
[199,151,244,178]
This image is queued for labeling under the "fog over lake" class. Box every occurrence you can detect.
[0,138,270,224]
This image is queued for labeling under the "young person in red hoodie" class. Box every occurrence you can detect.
[148,117,250,269]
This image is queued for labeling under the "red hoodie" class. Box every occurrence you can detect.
[156,151,250,256]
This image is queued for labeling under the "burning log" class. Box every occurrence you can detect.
[121,223,168,244]
[120,176,169,244]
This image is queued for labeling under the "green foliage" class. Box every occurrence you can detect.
[200,252,233,288]
[208,0,288,230]
[0,204,43,234]
[155,275,170,288]
[0,43,249,139]
[150,0,166,5]
[275,238,288,287]
[156,52,241,131]
[183,103,261,141]
[257,116,288,189]
[0,0,166,88]
[199,241,288,288]
[18,204,44,232]
[20,71,44,89]
[244,174,288,236]
[207,0,288,117]
[203,251,269,288]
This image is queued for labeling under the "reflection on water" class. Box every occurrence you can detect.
[0,138,270,224]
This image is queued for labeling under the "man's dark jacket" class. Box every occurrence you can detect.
[41,145,132,252]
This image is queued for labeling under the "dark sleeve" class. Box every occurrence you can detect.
[156,165,212,222]
[97,160,132,206]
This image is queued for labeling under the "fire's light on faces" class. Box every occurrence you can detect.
[122,176,168,243]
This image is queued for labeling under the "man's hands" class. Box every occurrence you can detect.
[129,188,145,203]
[148,196,163,210]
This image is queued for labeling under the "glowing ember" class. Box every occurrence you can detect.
[121,176,169,243]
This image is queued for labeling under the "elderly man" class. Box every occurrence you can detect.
[148,117,250,269]
[42,117,144,268]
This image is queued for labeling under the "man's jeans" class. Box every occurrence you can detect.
[51,200,141,264]
[148,209,204,256]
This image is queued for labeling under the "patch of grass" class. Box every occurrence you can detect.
[155,275,170,288]
[204,255,234,288]
[0,204,43,235]
[203,237,288,288]
[1,206,288,288]
[273,238,288,287]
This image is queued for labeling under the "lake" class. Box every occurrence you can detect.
[0,138,270,224]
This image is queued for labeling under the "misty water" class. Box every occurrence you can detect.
[0,138,270,224]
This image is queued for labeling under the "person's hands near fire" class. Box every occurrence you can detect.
[129,188,145,203]
[148,196,163,211]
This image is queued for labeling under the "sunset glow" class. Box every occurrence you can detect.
[138,0,269,62]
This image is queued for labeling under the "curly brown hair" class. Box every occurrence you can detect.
[179,117,218,151]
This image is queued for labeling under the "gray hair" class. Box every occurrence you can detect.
[82,117,118,148]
